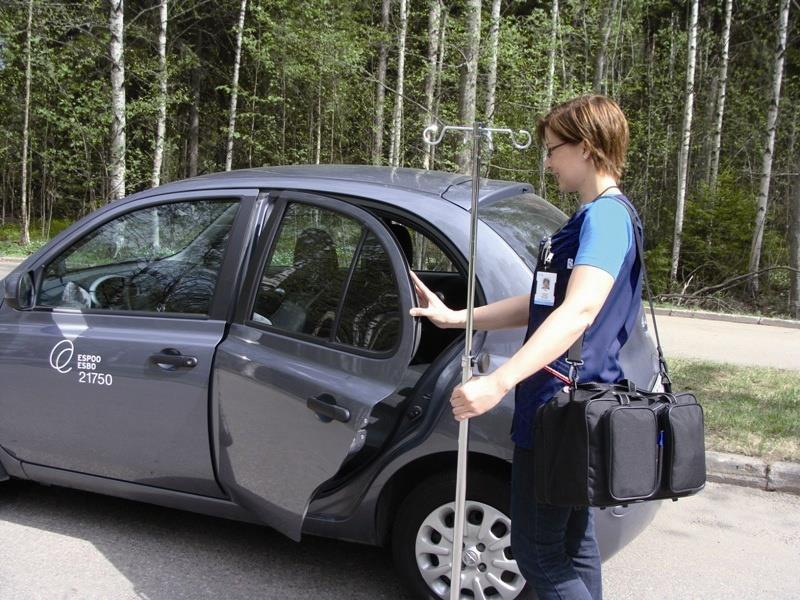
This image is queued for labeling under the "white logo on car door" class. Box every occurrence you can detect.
[49,339,75,374]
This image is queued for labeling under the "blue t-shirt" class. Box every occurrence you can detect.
[574,196,634,278]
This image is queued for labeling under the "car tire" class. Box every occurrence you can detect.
[391,470,535,600]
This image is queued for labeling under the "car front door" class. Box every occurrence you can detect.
[212,191,419,540]
[0,189,258,497]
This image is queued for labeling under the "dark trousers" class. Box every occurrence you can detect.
[510,444,603,600]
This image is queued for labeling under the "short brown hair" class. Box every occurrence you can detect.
[536,95,629,180]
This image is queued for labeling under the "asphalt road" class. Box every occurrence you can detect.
[0,261,16,281]
[646,313,799,370]
[0,479,797,599]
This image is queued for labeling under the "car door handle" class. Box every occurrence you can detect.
[149,350,198,369]
[307,394,350,423]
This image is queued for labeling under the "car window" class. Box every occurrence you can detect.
[335,231,401,352]
[388,220,456,273]
[252,202,362,340]
[252,202,403,353]
[38,200,239,315]
[480,193,567,271]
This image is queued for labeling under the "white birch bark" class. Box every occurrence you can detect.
[593,0,619,93]
[790,159,800,319]
[748,0,791,293]
[109,0,126,200]
[540,0,559,196]
[19,0,33,244]
[151,0,168,187]
[669,0,699,286]
[224,0,248,172]
[373,0,391,165]
[430,9,448,169]
[484,0,501,158]
[388,0,408,168]
[457,0,482,174]
[709,0,732,187]
[423,0,442,170]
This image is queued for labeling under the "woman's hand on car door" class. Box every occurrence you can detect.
[408,270,464,330]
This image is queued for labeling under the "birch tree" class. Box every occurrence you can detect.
[224,0,248,172]
[484,0,501,159]
[708,0,732,187]
[151,0,168,187]
[457,0,482,174]
[669,0,699,286]
[422,0,442,170]
[388,0,408,167]
[790,158,800,319]
[593,0,619,93]
[18,0,33,244]
[540,0,559,196]
[109,0,126,200]
[372,0,391,165]
[747,0,790,294]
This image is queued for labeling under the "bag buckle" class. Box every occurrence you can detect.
[566,358,583,389]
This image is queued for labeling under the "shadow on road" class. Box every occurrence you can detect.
[0,479,414,599]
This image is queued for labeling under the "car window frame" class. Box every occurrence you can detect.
[238,190,417,359]
[27,189,259,321]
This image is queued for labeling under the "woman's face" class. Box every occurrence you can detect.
[543,128,593,194]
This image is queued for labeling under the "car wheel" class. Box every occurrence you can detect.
[391,470,534,600]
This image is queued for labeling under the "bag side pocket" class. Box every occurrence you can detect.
[606,406,660,501]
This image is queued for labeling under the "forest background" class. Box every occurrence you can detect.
[0,0,798,318]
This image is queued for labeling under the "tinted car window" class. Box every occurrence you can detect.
[389,220,456,273]
[253,202,362,339]
[480,193,567,271]
[38,200,239,315]
[335,231,401,352]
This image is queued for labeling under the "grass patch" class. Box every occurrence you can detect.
[670,358,800,462]
[0,220,70,257]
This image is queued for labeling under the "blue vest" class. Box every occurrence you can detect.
[511,194,644,449]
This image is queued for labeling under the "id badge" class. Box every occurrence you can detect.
[534,271,557,306]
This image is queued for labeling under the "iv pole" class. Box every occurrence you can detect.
[422,122,531,600]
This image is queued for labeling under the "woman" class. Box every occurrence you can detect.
[409,95,643,600]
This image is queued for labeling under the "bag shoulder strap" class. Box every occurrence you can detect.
[565,195,672,392]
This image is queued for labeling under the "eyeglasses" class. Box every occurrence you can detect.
[545,141,572,159]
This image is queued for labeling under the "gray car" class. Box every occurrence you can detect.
[0,165,661,600]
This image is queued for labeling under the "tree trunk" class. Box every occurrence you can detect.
[422,0,442,170]
[457,0,482,174]
[388,0,408,168]
[540,0,559,196]
[372,0,391,166]
[188,47,200,177]
[708,0,732,187]
[593,0,619,93]
[430,8,448,170]
[108,0,126,201]
[484,0,501,159]
[747,0,790,295]
[669,0,699,286]
[151,0,168,187]
[19,0,33,245]
[224,0,248,172]
[315,79,322,165]
[790,157,800,319]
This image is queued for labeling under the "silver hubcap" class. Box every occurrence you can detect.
[415,500,526,600]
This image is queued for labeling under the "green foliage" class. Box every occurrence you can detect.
[0,0,796,315]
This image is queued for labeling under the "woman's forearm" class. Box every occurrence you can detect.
[451,294,530,331]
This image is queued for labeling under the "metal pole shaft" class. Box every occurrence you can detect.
[449,121,482,600]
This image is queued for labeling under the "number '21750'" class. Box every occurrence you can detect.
[78,371,113,386]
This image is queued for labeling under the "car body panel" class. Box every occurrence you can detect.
[0,165,662,563]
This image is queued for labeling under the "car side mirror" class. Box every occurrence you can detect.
[3,271,35,310]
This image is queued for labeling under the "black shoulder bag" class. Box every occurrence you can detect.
[532,198,706,508]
